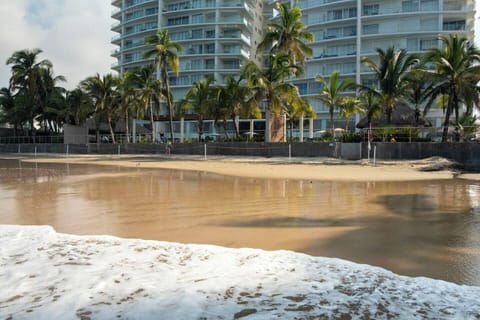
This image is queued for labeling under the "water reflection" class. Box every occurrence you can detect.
[0,159,479,285]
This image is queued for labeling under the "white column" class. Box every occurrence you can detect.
[299,115,304,142]
[265,110,270,143]
[355,0,363,130]
[249,119,254,140]
[132,118,136,143]
[180,117,185,143]
[309,118,314,139]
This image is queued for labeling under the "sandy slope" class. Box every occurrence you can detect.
[12,154,468,181]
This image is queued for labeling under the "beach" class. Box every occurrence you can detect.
[10,154,473,182]
[1,154,479,319]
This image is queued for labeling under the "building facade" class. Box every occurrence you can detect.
[111,0,264,103]
[111,0,475,137]
[289,0,475,129]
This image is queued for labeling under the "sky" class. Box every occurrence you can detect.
[0,1,479,91]
[0,0,115,90]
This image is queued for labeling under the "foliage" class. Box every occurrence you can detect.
[362,47,419,123]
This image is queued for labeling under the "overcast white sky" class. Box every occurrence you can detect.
[0,1,479,90]
[0,0,114,90]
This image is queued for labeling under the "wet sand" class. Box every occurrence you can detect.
[8,154,468,181]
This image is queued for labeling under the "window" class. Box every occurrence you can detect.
[205,30,215,38]
[402,0,419,12]
[364,4,379,16]
[420,0,438,11]
[363,24,379,35]
[192,29,202,39]
[167,16,189,26]
[443,20,465,31]
[420,39,436,50]
[191,14,203,24]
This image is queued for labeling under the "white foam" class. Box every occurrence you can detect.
[1,225,479,319]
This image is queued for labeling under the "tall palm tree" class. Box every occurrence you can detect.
[65,88,94,126]
[316,71,356,139]
[403,71,437,125]
[131,66,159,143]
[359,87,382,127]
[81,73,119,144]
[7,48,53,140]
[258,1,314,67]
[214,75,260,139]
[338,96,364,131]
[144,29,182,142]
[180,77,215,142]
[421,34,480,141]
[0,87,22,135]
[117,71,137,143]
[362,47,419,124]
[283,99,315,140]
[242,54,305,142]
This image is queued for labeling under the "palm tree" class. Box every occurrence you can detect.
[403,71,437,125]
[214,76,260,140]
[285,101,315,141]
[179,77,215,142]
[7,48,54,140]
[65,88,94,126]
[81,73,119,144]
[117,71,137,143]
[362,47,419,124]
[421,34,480,141]
[242,54,305,142]
[258,1,314,67]
[144,30,182,142]
[359,87,383,127]
[0,87,22,135]
[338,96,364,131]
[315,71,356,139]
[131,66,159,143]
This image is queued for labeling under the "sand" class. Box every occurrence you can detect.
[4,154,476,181]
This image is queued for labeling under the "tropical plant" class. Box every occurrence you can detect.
[144,29,183,142]
[131,66,160,143]
[315,71,356,139]
[359,87,382,127]
[81,73,119,144]
[179,77,216,141]
[6,48,54,140]
[242,53,305,142]
[214,76,260,139]
[362,47,419,124]
[117,71,138,143]
[338,96,364,130]
[403,71,437,124]
[0,87,22,134]
[283,99,315,140]
[65,88,94,126]
[421,34,480,141]
[258,1,314,68]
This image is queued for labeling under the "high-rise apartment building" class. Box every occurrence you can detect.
[111,0,475,134]
[111,0,264,104]
[290,0,475,129]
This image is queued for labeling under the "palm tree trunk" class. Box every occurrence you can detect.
[223,118,230,140]
[442,97,454,142]
[149,97,155,143]
[330,108,335,141]
[125,110,130,143]
[198,119,203,142]
[107,113,116,144]
[161,62,175,143]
